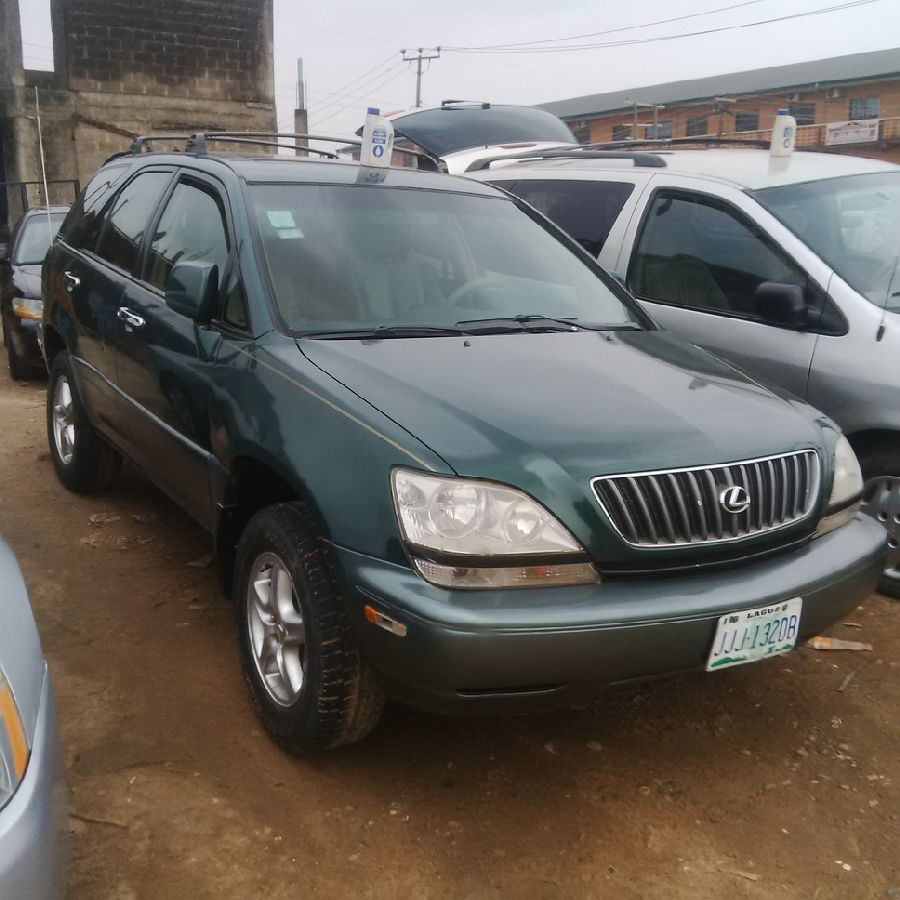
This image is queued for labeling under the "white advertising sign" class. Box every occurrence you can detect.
[825,119,880,146]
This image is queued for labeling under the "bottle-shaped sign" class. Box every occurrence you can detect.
[360,107,395,168]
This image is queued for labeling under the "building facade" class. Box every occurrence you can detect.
[0,0,276,237]
[539,47,900,164]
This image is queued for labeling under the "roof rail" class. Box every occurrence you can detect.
[125,132,446,172]
[465,148,667,173]
[582,137,771,150]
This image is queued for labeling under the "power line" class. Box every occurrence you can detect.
[445,0,885,54]
[311,52,399,111]
[449,0,771,51]
[309,62,409,127]
[401,47,441,108]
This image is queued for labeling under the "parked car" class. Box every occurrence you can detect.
[384,100,576,173]
[41,135,885,753]
[0,540,68,899]
[1,207,68,379]
[469,145,900,597]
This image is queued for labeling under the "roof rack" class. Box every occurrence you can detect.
[581,137,772,150]
[465,147,667,173]
[123,132,447,172]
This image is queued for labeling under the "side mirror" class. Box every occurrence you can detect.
[753,281,807,327]
[165,262,218,324]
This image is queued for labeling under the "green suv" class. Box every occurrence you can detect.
[41,134,886,753]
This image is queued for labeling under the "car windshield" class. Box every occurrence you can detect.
[248,183,643,336]
[387,106,574,157]
[13,213,66,265]
[753,173,900,312]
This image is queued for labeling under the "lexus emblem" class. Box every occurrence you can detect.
[719,485,751,515]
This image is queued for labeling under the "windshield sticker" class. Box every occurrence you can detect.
[276,228,304,240]
[267,211,296,228]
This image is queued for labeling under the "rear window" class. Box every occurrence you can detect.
[493,179,634,257]
[58,164,130,249]
[13,213,66,264]
[388,106,574,157]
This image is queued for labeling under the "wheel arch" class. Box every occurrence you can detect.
[214,453,325,595]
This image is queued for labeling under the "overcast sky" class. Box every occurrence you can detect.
[18,0,900,137]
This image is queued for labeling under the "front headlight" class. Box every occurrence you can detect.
[391,468,599,588]
[0,669,29,811]
[817,435,863,536]
[11,297,43,319]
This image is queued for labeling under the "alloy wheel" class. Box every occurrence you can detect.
[246,552,307,706]
[52,376,75,465]
[861,475,900,588]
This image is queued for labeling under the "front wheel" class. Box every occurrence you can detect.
[46,351,121,492]
[858,444,900,599]
[234,502,385,753]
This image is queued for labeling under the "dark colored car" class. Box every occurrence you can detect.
[1,208,67,379]
[41,137,885,754]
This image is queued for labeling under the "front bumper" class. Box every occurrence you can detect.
[0,671,69,900]
[335,514,886,714]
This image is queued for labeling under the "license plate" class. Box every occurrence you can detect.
[707,598,803,671]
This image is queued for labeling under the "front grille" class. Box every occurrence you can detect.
[592,450,820,548]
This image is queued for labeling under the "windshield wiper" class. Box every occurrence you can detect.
[299,325,467,340]
[456,315,642,332]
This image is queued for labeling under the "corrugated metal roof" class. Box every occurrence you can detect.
[538,47,900,120]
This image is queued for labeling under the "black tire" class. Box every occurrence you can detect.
[234,502,385,753]
[46,351,121,492]
[858,443,900,600]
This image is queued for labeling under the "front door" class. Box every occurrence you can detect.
[115,174,234,528]
[623,186,821,401]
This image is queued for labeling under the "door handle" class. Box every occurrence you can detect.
[64,271,80,292]
[117,307,146,330]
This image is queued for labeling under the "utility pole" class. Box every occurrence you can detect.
[401,47,441,108]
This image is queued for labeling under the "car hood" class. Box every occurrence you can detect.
[300,331,828,535]
[12,263,42,298]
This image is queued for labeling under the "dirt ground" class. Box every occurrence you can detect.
[0,364,897,900]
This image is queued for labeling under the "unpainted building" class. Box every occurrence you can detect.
[0,0,276,238]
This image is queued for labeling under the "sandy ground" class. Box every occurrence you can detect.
[0,364,897,900]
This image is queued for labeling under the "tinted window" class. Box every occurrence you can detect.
[145,181,229,291]
[94,172,171,272]
[58,164,130,249]
[496,179,633,257]
[248,184,642,334]
[630,191,806,317]
[388,106,574,157]
[13,213,66,264]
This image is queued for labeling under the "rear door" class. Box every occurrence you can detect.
[114,171,237,527]
[620,181,828,401]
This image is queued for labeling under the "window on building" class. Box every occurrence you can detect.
[629,191,807,318]
[571,124,591,144]
[93,172,172,273]
[492,179,635,257]
[611,124,631,142]
[643,121,672,140]
[848,96,880,120]
[789,103,815,126]
[685,115,709,137]
[734,111,760,132]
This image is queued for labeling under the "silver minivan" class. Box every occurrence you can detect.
[470,146,900,596]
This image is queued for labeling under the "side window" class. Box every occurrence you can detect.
[58,164,130,250]
[93,172,171,272]
[498,179,634,257]
[629,191,807,318]
[144,179,248,328]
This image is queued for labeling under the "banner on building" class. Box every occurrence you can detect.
[825,119,880,146]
